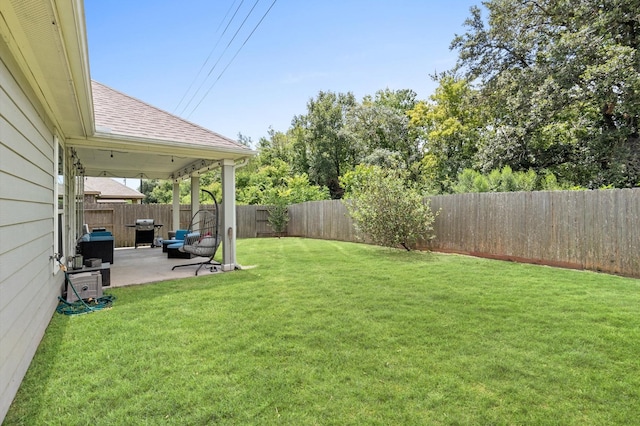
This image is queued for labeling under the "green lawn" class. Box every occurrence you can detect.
[6,238,640,425]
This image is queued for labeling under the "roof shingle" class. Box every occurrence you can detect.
[91,80,250,152]
[84,177,144,199]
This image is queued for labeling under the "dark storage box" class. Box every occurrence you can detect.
[84,258,102,267]
[79,239,114,264]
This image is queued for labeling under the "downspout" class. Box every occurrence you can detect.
[235,158,250,169]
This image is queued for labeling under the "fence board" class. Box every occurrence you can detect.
[237,205,257,238]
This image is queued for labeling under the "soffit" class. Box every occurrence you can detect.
[0,0,92,137]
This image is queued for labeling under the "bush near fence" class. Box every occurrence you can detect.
[84,188,639,278]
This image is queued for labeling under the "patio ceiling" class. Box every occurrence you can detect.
[69,133,253,180]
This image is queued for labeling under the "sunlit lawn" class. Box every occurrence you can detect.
[6,238,640,425]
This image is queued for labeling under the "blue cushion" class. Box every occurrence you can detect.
[89,235,114,242]
[168,242,183,249]
[175,230,188,240]
[91,231,112,237]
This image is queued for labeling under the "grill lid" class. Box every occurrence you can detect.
[136,219,154,230]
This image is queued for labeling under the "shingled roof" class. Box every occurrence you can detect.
[91,80,248,151]
[84,177,144,200]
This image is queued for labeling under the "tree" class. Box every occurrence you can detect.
[294,91,358,198]
[149,180,176,204]
[341,165,436,251]
[256,128,294,166]
[452,0,640,187]
[237,132,253,148]
[140,179,160,203]
[368,88,419,112]
[344,100,418,171]
[451,166,565,193]
[236,159,330,205]
[266,199,289,237]
[408,75,482,192]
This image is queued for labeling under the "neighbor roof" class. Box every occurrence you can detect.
[91,80,249,152]
[84,177,144,200]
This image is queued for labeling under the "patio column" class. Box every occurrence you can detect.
[172,181,180,232]
[221,159,236,271]
[191,175,200,222]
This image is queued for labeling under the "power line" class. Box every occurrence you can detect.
[174,0,246,114]
[179,0,263,117]
[187,0,278,118]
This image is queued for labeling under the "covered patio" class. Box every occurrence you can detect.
[107,246,223,287]
[70,81,255,272]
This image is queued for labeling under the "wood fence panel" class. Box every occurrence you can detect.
[324,201,338,241]
[609,189,628,275]
[583,190,602,272]
[335,201,356,242]
[569,191,587,268]
[85,208,114,232]
[625,189,640,275]
[584,189,623,274]
[429,195,452,251]
[236,205,257,238]
[306,201,324,239]
[413,189,638,277]
[324,201,337,240]
[287,203,305,237]
[256,205,273,237]
[526,191,548,262]
[476,193,492,254]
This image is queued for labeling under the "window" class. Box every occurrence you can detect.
[54,137,65,266]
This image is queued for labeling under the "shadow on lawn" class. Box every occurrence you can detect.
[356,244,440,265]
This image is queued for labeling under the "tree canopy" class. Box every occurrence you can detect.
[452,0,639,187]
[141,0,638,205]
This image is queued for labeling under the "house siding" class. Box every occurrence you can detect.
[0,38,64,420]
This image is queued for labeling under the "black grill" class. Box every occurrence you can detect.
[134,219,155,248]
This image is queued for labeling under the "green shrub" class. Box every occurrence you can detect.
[266,199,289,237]
[341,165,436,250]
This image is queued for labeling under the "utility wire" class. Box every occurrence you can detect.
[186,0,278,118]
[179,0,263,117]
[173,0,243,114]
[175,0,246,114]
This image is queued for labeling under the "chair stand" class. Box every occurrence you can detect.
[172,259,221,276]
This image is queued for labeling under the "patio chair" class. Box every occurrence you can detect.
[171,189,221,276]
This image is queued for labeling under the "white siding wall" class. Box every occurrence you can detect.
[0,38,64,420]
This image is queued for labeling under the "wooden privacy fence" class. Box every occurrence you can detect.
[85,188,639,277]
[288,200,361,242]
[426,189,639,278]
[286,189,640,278]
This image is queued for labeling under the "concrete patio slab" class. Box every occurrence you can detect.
[108,246,222,288]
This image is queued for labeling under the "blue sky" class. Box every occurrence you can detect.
[85,0,480,146]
